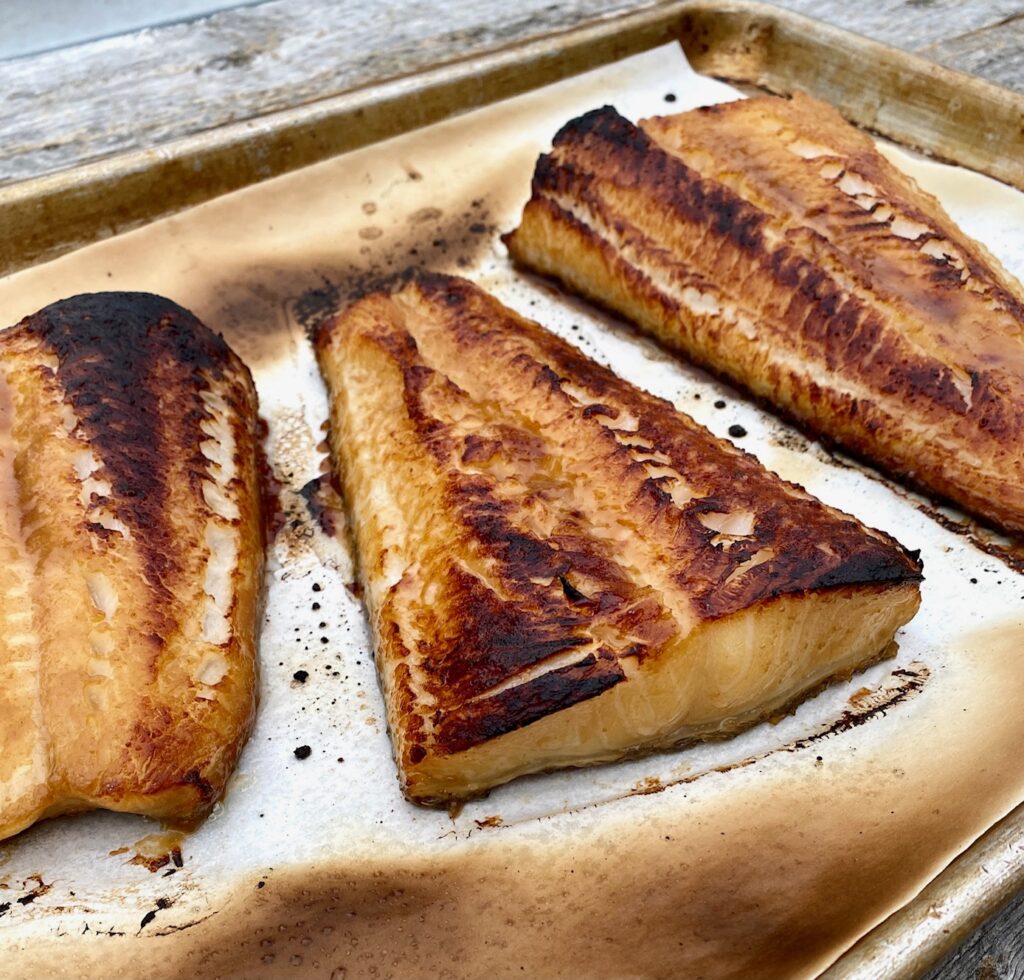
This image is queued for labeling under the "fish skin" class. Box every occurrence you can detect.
[504,95,1024,535]
[0,292,264,842]
[316,272,921,804]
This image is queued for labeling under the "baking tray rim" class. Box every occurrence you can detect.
[3,0,1023,280]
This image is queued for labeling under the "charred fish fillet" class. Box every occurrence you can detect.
[0,293,264,842]
[504,94,1024,534]
[315,272,921,804]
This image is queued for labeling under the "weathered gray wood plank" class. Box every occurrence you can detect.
[777,0,1024,51]
[921,14,1024,90]
[924,888,1024,980]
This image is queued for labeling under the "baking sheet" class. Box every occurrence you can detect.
[1,42,1023,978]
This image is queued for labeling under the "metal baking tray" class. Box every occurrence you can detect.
[3,3,1023,975]
[4,0,1024,280]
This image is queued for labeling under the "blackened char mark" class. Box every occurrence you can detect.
[689,508,922,620]
[456,482,567,581]
[424,564,592,703]
[436,648,625,754]
[805,544,923,589]
[541,105,768,254]
[18,292,241,595]
[559,574,588,603]
[181,767,216,804]
[298,473,343,538]
[551,105,651,155]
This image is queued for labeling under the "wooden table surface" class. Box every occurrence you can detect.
[2,1,1023,975]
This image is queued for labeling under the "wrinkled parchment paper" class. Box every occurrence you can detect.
[1,43,1023,979]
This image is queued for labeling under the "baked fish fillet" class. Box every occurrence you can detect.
[315,272,921,804]
[0,293,264,842]
[504,94,1024,534]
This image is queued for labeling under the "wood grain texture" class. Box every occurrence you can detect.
[778,0,1024,51]
[921,14,1024,90]
[2,0,1024,974]
[0,0,647,184]
[924,889,1024,980]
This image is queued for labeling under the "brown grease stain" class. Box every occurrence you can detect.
[1,874,51,917]
[632,776,665,796]
[409,207,443,224]
[272,469,355,568]
[13,875,51,907]
[913,503,1024,574]
[256,417,286,545]
[128,831,186,873]
[177,195,496,386]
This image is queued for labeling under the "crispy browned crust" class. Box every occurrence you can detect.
[316,272,921,802]
[0,293,264,841]
[504,94,1024,535]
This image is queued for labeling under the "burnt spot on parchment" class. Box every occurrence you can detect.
[190,278,295,372]
[13,875,52,907]
[138,896,172,933]
[293,278,341,338]
[297,473,345,539]
[180,196,498,373]
[290,199,498,340]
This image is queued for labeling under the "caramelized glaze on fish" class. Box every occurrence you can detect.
[315,272,921,804]
[0,293,264,842]
[504,94,1024,534]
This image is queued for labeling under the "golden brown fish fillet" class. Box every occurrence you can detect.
[504,94,1024,534]
[0,292,264,842]
[315,272,921,804]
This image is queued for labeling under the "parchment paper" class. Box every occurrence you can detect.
[1,42,1023,979]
